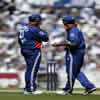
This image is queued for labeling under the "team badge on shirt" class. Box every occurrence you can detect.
[70,33,75,38]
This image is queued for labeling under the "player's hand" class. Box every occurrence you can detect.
[52,44,56,47]
[52,43,64,47]
[52,41,71,47]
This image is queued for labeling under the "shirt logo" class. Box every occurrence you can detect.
[70,33,75,38]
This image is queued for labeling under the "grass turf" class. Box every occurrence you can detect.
[0,93,100,100]
[0,88,100,100]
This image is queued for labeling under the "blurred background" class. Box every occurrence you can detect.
[0,0,100,89]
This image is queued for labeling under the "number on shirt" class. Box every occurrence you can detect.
[19,26,28,43]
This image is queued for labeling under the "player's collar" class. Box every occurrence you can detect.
[26,23,37,26]
[66,24,77,30]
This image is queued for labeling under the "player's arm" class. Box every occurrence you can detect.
[39,29,49,42]
[52,41,77,47]
[32,28,49,42]
[53,31,80,48]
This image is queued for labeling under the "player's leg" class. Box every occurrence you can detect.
[76,50,96,95]
[22,49,41,93]
[31,52,41,91]
[77,72,96,95]
[62,53,77,94]
[30,51,43,94]
[56,52,85,95]
[63,51,85,93]
[56,54,73,95]
[77,72,96,89]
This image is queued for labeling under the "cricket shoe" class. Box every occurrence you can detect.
[56,90,72,95]
[24,90,43,95]
[24,90,32,95]
[84,88,96,95]
[32,90,43,94]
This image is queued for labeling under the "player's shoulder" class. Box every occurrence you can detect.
[27,25,37,29]
[70,27,79,33]
[28,25,40,32]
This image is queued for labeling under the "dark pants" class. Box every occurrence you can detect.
[77,72,96,89]
[21,49,41,92]
[63,50,85,92]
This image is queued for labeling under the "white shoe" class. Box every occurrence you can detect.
[32,90,43,94]
[84,88,96,95]
[56,90,71,95]
[24,91,31,95]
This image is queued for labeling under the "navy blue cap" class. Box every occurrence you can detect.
[29,14,42,22]
[63,16,76,22]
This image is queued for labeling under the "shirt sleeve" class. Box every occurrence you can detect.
[31,28,49,42]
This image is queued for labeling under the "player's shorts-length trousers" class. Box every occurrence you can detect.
[21,49,41,92]
[64,50,85,90]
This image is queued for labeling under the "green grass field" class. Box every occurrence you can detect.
[0,88,100,100]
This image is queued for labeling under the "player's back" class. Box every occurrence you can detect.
[18,24,49,50]
[18,24,40,49]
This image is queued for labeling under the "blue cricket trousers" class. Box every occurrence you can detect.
[21,49,41,92]
[63,50,85,92]
[77,71,96,89]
